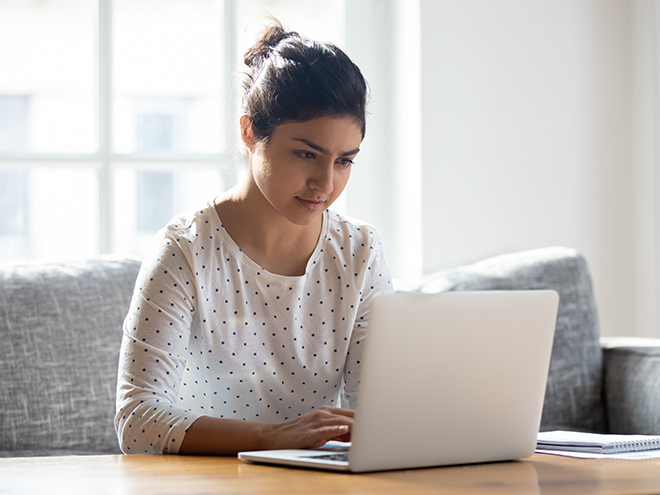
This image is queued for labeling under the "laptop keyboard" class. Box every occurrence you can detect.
[301,453,349,463]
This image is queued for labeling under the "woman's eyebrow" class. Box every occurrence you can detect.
[292,138,360,157]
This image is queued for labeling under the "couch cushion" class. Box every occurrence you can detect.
[417,247,606,433]
[0,257,141,454]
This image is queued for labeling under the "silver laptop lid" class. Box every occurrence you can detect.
[348,290,558,472]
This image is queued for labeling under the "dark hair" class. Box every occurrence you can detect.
[241,19,368,142]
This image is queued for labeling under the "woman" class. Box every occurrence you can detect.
[115,20,392,455]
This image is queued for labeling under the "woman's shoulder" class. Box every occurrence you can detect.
[321,210,391,285]
[144,201,221,257]
[162,201,218,237]
[325,209,384,245]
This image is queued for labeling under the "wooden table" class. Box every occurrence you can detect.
[2,452,660,494]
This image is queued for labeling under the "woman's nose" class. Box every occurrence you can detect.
[309,163,334,194]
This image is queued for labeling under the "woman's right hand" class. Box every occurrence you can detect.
[179,405,353,455]
[263,405,353,450]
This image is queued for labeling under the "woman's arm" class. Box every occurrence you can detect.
[115,229,203,454]
[179,405,353,455]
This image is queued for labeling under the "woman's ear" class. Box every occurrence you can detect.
[240,115,257,153]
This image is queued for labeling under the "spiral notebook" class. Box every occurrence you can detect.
[239,290,559,472]
[537,431,660,454]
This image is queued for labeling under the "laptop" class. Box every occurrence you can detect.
[239,290,559,473]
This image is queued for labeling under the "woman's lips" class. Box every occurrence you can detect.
[296,197,324,211]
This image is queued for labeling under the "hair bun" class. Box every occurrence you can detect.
[240,16,368,143]
[244,19,299,68]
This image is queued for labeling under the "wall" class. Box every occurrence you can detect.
[347,0,659,338]
[345,0,423,281]
[632,0,660,339]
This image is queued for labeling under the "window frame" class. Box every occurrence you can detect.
[0,0,238,256]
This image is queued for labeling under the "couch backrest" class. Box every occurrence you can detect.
[417,247,606,433]
[0,257,141,455]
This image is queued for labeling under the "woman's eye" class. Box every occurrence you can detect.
[338,158,354,167]
[296,151,316,160]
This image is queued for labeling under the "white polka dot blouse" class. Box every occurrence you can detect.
[115,202,393,454]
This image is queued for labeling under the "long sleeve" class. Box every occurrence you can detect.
[339,227,393,409]
[115,231,202,454]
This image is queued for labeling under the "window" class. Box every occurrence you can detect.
[0,95,31,152]
[0,0,345,262]
[136,171,173,233]
[0,170,30,256]
[134,98,190,153]
[0,96,31,258]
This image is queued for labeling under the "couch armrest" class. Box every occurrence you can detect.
[601,337,660,434]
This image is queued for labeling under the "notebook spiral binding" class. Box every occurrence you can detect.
[603,438,660,454]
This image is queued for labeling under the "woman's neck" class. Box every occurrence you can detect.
[214,185,323,277]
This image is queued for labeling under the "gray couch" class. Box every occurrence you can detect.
[0,257,141,457]
[413,247,660,435]
[1,247,659,457]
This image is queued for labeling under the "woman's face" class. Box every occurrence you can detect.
[243,115,362,227]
